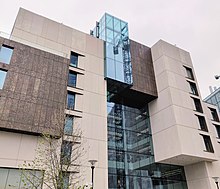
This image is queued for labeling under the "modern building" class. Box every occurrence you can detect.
[0,8,220,189]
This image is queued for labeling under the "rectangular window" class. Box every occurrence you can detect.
[192,97,203,113]
[184,66,194,80]
[0,168,43,189]
[196,115,208,132]
[64,116,74,135]
[209,108,219,122]
[61,140,72,164]
[202,135,214,153]
[0,70,7,89]
[214,124,220,138]
[68,71,77,88]
[70,52,78,67]
[0,45,13,64]
[188,81,198,96]
[67,92,75,110]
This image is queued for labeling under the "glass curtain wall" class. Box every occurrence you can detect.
[107,95,187,189]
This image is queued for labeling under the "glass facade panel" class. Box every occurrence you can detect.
[93,13,133,84]
[0,70,7,89]
[61,140,72,164]
[0,45,13,64]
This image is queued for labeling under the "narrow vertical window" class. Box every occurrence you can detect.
[67,92,75,110]
[64,116,74,135]
[188,81,198,96]
[0,45,13,64]
[70,52,78,67]
[68,71,77,88]
[61,140,72,164]
[184,66,194,80]
[196,115,208,132]
[0,70,7,89]
[192,97,203,113]
[209,108,219,122]
[202,135,214,153]
[214,124,220,138]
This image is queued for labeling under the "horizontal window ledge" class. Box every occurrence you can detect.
[65,109,82,117]
[0,62,9,71]
[198,129,209,133]
[69,66,85,74]
[211,120,220,124]
[67,86,83,95]
[203,150,214,153]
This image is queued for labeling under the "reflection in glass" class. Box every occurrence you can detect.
[0,70,7,89]
[68,72,77,87]
[115,61,124,82]
[106,58,115,79]
[0,45,13,64]
[67,92,75,110]
[70,52,78,67]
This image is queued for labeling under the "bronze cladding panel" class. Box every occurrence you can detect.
[130,40,157,98]
[0,37,69,136]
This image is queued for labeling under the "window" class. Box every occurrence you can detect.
[70,52,78,67]
[64,116,74,135]
[0,70,7,89]
[68,71,77,88]
[61,140,72,164]
[209,108,219,122]
[196,115,208,132]
[214,125,220,138]
[188,81,198,96]
[0,168,43,189]
[58,171,70,189]
[202,135,214,153]
[67,92,75,110]
[0,45,13,64]
[192,97,203,113]
[184,66,194,80]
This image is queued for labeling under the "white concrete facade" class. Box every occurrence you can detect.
[150,40,220,189]
[6,8,108,189]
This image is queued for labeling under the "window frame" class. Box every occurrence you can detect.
[201,134,214,153]
[184,66,194,80]
[64,115,74,135]
[67,92,75,110]
[192,97,203,113]
[0,69,7,89]
[209,108,219,122]
[0,44,14,64]
[196,115,208,132]
[214,124,220,138]
[60,140,73,164]
[70,51,78,67]
[68,71,77,88]
[188,81,198,96]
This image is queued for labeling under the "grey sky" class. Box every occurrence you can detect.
[0,0,219,98]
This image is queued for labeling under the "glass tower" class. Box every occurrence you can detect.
[92,13,133,84]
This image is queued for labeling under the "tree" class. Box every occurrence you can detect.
[20,111,87,189]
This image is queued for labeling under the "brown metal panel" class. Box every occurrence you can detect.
[0,37,69,136]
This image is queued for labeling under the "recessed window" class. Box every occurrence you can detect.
[188,81,198,96]
[0,70,7,89]
[61,140,72,164]
[68,71,77,88]
[70,52,78,67]
[214,124,220,138]
[201,135,214,153]
[209,108,219,122]
[64,116,74,135]
[192,97,203,113]
[196,115,208,132]
[67,92,75,110]
[0,45,13,64]
[184,66,194,80]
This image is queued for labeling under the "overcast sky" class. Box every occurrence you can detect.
[0,0,219,98]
